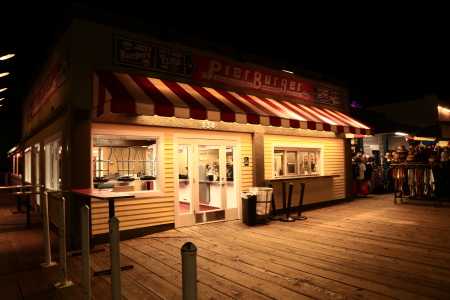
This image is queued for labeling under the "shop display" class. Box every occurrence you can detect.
[352,152,380,195]
[390,163,442,205]
[396,146,408,162]
[441,148,449,161]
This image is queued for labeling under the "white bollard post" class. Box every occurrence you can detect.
[41,191,56,267]
[181,242,198,300]
[81,205,91,300]
[109,216,121,300]
[55,197,74,289]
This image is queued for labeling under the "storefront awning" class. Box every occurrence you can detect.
[92,70,374,135]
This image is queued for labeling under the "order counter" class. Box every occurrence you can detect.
[264,174,340,184]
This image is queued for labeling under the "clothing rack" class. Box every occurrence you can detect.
[372,166,390,194]
[389,164,442,206]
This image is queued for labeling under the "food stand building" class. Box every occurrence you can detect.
[16,5,373,249]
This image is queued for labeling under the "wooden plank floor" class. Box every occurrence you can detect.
[1,192,450,299]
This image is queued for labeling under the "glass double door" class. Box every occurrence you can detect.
[176,138,239,227]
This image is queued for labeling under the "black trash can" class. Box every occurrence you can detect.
[242,191,257,226]
[242,187,273,226]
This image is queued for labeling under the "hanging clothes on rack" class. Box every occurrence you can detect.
[408,168,416,197]
[357,162,366,180]
[390,163,442,205]
[369,166,387,194]
[364,162,374,193]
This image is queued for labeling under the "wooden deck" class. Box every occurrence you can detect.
[1,192,450,299]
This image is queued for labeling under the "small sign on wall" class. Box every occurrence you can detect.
[244,157,249,166]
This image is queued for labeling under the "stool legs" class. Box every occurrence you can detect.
[294,182,307,220]
[280,183,295,222]
[269,184,280,220]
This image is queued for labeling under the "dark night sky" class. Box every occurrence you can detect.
[0,2,448,164]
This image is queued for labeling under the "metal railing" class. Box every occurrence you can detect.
[1,185,200,298]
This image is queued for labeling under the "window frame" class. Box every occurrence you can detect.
[44,133,62,190]
[92,127,165,197]
[24,147,32,183]
[272,143,324,178]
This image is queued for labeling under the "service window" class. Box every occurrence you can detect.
[274,146,321,178]
[92,133,163,196]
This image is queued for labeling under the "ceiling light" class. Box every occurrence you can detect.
[0,88,7,92]
[0,54,15,60]
[395,132,408,136]
[0,72,9,77]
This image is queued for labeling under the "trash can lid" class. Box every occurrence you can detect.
[250,187,273,192]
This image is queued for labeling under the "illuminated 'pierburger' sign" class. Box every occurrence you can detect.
[113,36,342,107]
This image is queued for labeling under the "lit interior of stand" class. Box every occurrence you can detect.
[93,135,157,192]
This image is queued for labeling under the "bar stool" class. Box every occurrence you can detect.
[293,182,307,220]
[280,182,295,222]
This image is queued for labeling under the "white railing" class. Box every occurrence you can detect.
[81,205,91,299]
[54,196,74,289]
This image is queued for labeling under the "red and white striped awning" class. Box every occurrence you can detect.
[92,70,374,135]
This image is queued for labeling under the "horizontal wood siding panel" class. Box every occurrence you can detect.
[93,210,174,223]
[93,216,174,232]
[240,134,253,193]
[92,205,174,218]
[91,197,174,234]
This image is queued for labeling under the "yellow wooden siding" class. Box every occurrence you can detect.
[91,126,253,234]
[264,135,345,209]
[240,134,253,193]
[91,196,174,234]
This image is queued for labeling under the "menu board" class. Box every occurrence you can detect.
[114,36,196,77]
